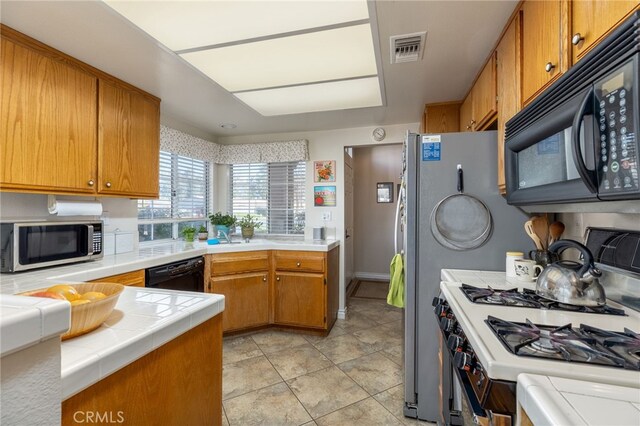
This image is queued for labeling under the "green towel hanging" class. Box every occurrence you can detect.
[387,253,404,308]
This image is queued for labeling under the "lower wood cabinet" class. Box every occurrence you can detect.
[210,272,269,332]
[90,269,145,287]
[274,272,325,329]
[205,247,339,335]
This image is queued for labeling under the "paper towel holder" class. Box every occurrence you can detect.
[48,195,103,216]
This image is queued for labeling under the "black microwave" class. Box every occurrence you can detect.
[0,221,103,273]
[505,11,639,206]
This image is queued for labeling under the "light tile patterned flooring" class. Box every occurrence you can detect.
[221,297,435,425]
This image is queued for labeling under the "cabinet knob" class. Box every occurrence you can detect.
[263,276,267,282]
[296,262,301,267]
[466,125,471,130]
[545,62,555,73]
[572,33,584,46]
[276,276,280,281]
[88,180,95,187]
[105,181,112,188]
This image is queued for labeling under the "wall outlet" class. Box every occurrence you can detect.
[101,211,110,226]
[572,213,584,237]
[321,211,332,221]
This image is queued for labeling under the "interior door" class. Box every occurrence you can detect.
[344,149,355,289]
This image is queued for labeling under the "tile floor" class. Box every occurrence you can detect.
[221,296,435,425]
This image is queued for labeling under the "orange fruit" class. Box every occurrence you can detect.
[47,284,80,301]
[81,291,107,301]
[70,299,90,306]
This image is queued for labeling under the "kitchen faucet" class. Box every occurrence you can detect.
[218,229,233,244]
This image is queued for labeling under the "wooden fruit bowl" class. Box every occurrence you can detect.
[21,282,124,340]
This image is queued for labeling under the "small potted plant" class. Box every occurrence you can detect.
[209,212,236,238]
[197,225,208,241]
[181,225,196,243]
[238,214,263,239]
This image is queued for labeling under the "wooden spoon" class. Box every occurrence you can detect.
[524,220,543,250]
[531,216,549,250]
[549,221,565,246]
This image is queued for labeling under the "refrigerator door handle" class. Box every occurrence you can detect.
[394,185,404,254]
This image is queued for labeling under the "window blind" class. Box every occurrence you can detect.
[230,161,306,234]
[138,151,209,241]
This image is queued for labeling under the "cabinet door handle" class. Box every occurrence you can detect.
[105,181,112,188]
[571,33,584,46]
[276,276,280,281]
[545,62,555,73]
[88,179,95,187]
[296,262,301,267]
[263,276,267,282]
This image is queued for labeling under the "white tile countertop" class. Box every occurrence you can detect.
[517,374,640,426]
[60,286,224,399]
[0,294,70,356]
[0,238,339,294]
[439,269,640,389]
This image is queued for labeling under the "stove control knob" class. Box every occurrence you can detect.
[447,334,464,351]
[434,303,449,318]
[439,316,456,332]
[454,351,474,371]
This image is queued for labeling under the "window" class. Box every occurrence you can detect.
[138,151,210,241]
[230,161,306,235]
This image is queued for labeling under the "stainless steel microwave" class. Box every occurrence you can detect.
[0,221,103,273]
[505,11,639,206]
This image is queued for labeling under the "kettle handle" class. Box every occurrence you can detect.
[548,240,594,277]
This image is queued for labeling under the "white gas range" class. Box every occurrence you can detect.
[434,227,640,426]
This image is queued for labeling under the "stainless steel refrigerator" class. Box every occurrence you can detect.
[399,131,531,422]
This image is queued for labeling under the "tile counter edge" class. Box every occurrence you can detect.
[60,286,225,400]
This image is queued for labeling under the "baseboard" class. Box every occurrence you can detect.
[354,272,390,281]
[337,307,348,320]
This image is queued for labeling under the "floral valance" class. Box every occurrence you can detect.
[161,125,308,165]
[217,139,309,164]
[160,125,220,163]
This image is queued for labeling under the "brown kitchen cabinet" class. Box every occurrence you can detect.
[0,30,98,195]
[274,272,326,328]
[459,94,474,132]
[0,24,160,199]
[90,269,145,287]
[521,0,567,105]
[472,53,498,130]
[206,251,270,332]
[496,14,521,195]
[571,1,639,64]
[98,80,160,198]
[421,102,461,133]
[205,247,339,335]
[210,272,269,332]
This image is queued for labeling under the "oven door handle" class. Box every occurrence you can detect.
[86,225,94,256]
[571,86,598,193]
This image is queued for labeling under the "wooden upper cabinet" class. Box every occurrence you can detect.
[0,35,98,195]
[571,1,639,64]
[496,14,521,195]
[422,103,461,133]
[521,0,565,105]
[472,52,498,130]
[98,80,160,198]
[459,94,474,132]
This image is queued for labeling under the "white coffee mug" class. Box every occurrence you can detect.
[513,259,543,281]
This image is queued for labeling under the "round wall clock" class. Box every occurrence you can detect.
[373,127,386,141]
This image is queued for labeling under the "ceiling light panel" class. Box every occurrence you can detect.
[234,77,382,116]
[103,0,370,51]
[180,24,377,92]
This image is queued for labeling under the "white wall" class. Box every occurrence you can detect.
[353,144,403,279]
[219,122,419,315]
[0,193,139,248]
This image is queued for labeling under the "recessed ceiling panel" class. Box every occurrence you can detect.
[180,24,377,92]
[234,77,382,116]
[103,0,370,51]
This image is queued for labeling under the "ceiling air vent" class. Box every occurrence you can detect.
[390,31,427,64]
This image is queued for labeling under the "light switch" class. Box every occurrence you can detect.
[321,211,332,221]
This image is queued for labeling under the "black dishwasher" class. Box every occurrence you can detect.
[145,257,205,292]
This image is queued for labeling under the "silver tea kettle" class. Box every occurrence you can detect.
[535,239,606,306]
